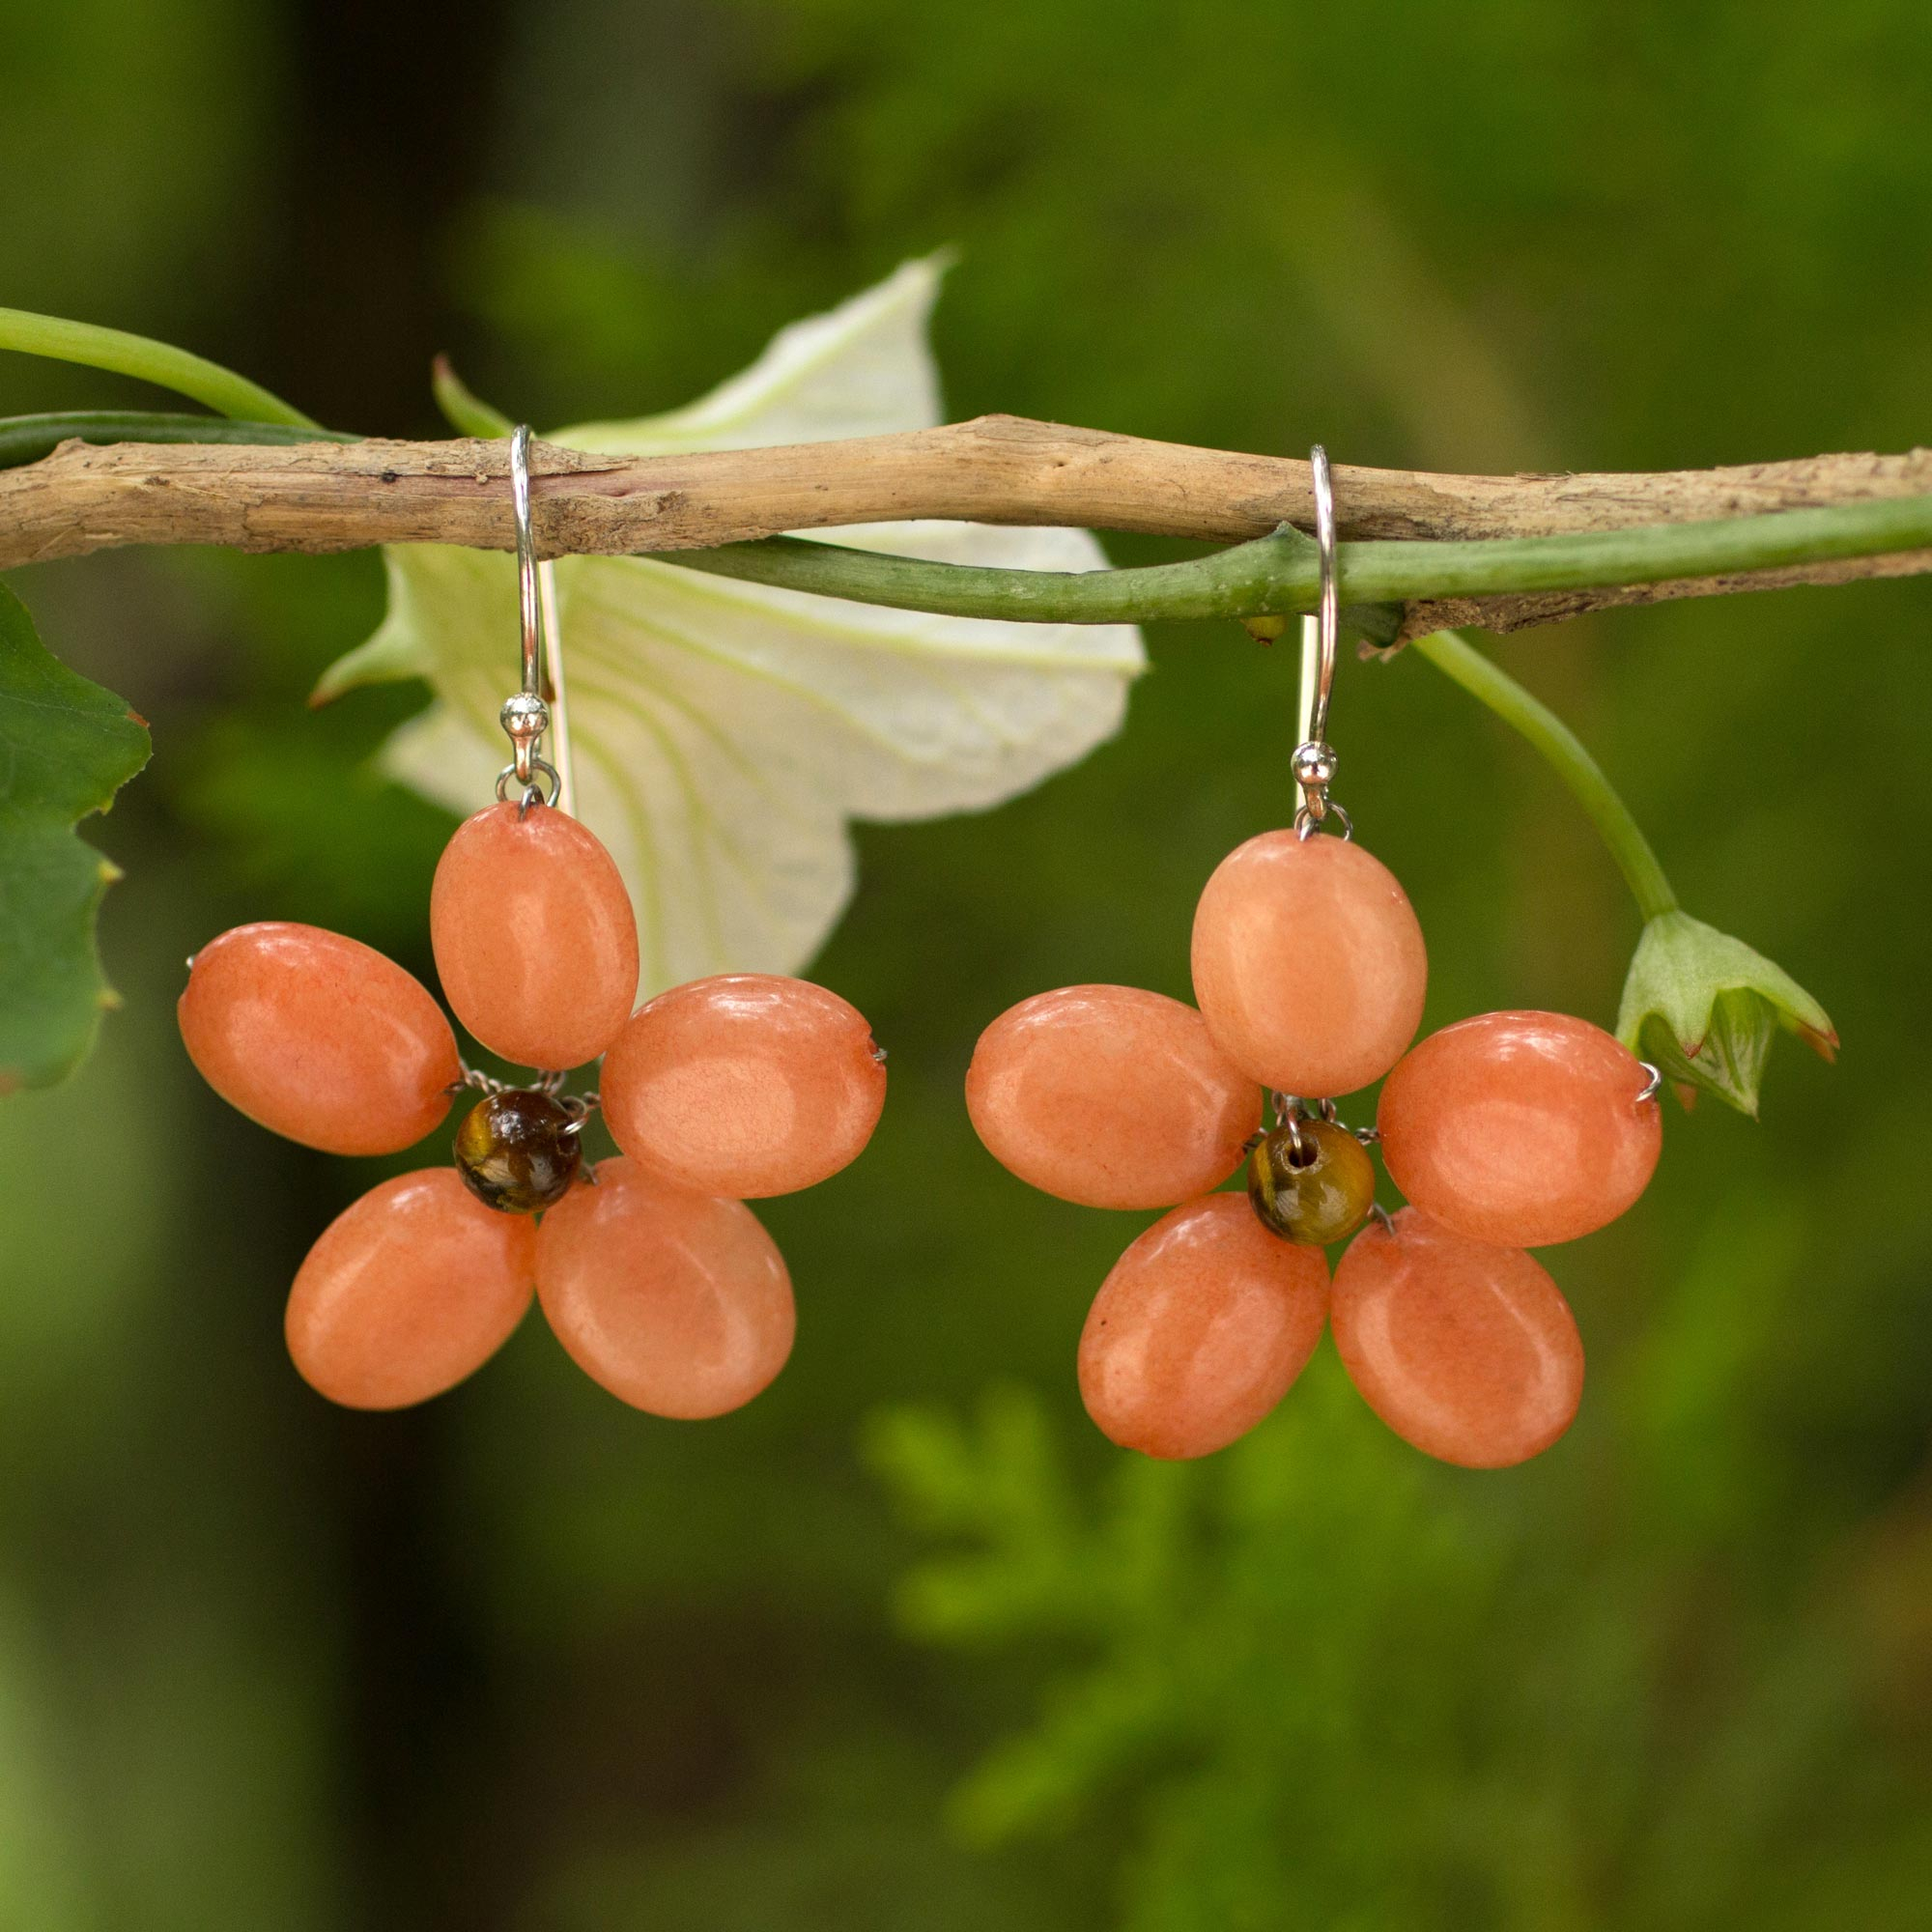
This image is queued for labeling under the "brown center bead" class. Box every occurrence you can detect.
[453,1089,583,1213]
[1247,1117,1377,1245]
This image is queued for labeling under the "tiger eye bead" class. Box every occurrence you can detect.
[453,1089,583,1213]
[1247,1117,1378,1245]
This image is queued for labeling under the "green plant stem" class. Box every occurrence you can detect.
[0,309,320,428]
[1410,630,1678,922]
[0,412,354,469]
[658,494,1932,624]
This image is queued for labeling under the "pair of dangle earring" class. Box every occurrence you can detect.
[967,447,1665,1471]
[179,427,888,1416]
[179,436,1662,1463]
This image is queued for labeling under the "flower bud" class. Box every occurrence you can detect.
[1615,910,1836,1117]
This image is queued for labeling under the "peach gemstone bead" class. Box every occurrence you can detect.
[1330,1208,1583,1467]
[966,986,1261,1210]
[285,1170,536,1409]
[430,802,639,1068]
[602,975,887,1198]
[536,1159,794,1418]
[1190,831,1428,1097]
[1077,1194,1329,1460]
[179,923,461,1155]
[1378,1009,1662,1247]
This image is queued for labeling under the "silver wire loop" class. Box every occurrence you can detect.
[1635,1061,1662,1105]
[1293,801,1353,842]
[496,756,561,811]
[1307,443,1339,750]
[511,425,544,701]
[497,424,558,806]
[1270,1093,1347,1159]
[1268,1092,1306,1160]
[448,1063,508,1098]
[1293,443,1344,831]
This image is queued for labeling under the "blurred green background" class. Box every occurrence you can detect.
[4,1,1931,1925]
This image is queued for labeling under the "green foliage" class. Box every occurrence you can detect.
[0,582,149,1090]
[1619,911,1838,1116]
[871,1342,1932,1929]
[0,309,315,426]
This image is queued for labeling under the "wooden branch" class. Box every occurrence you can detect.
[2,414,1928,637]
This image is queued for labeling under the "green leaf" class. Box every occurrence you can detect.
[320,258,1146,997]
[429,355,513,438]
[0,583,150,1090]
[1616,909,1837,1116]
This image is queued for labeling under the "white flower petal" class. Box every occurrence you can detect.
[327,259,1146,997]
[554,255,950,455]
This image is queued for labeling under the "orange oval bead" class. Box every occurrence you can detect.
[536,1159,794,1418]
[602,975,886,1198]
[1330,1208,1583,1467]
[179,923,460,1155]
[1190,832,1427,1097]
[285,1170,536,1409]
[429,802,639,1069]
[966,986,1261,1209]
[1378,1010,1662,1247]
[1077,1194,1329,1459]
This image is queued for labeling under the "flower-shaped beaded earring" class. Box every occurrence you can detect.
[179,428,887,1415]
[968,447,1662,1470]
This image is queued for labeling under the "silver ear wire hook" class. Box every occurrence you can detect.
[496,424,571,813]
[1292,444,1350,839]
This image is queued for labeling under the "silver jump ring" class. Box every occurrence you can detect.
[1271,1093,1350,1156]
[1293,800,1353,842]
[496,755,561,812]
[1270,1092,1307,1160]
[448,1063,508,1098]
[1635,1061,1662,1106]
